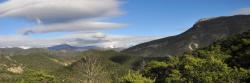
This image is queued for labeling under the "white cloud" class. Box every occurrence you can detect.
[0,0,162,48]
[234,7,250,15]
[0,0,124,34]
[98,35,163,48]
[21,20,125,35]
[0,32,163,48]
[0,0,121,22]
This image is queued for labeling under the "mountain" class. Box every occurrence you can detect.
[47,44,125,51]
[123,15,250,57]
[47,44,98,51]
[140,30,250,83]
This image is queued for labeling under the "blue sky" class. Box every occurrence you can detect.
[1,0,250,36]
[0,0,250,48]
[105,0,250,36]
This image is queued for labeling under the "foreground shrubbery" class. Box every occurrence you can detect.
[142,55,250,83]
[19,70,57,83]
[119,70,154,83]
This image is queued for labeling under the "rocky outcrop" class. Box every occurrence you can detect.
[7,66,24,74]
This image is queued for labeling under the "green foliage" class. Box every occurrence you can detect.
[119,70,154,83]
[11,52,64,72]
[19,69,57,83]
[146,61,168,69]
[142,57,180,82]
[139,31,250,83]
[164,69,185,83]
[0,50,134,83]
[143,54,250,83]
[53,50,133,83]
[209,31,250,68]
[110,54,135,65]
[181,55,246,83]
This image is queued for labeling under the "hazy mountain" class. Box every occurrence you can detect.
[47,44,125,51]
[47,44,98,51]
[123,15,250,57]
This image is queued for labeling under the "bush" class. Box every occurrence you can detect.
[119,70,154,83]
[20,69,57,83]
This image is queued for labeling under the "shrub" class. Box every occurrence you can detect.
[119,70,154,83]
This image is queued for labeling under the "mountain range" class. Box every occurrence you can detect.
[47,44,125,52]
[47,44,99,51]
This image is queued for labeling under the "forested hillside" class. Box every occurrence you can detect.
[0,49,142,83]
[120,30,250,83]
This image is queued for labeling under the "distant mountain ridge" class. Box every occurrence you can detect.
[0,44,125,52]
[123,15,250,56]
[47,44,125,51]
[47,44,100,51]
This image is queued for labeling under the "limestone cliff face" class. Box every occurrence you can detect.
[123,15,250,57]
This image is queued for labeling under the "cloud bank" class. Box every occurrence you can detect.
[0,0,162,48]
[0,33,163,48]
[0,0,123,34]
[21,21,125,35]
[234,7,250,15]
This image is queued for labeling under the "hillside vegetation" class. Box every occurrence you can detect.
[0,49,142,83]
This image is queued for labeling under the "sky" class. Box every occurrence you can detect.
[0,0,250,48]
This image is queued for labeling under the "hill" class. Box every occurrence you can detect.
[48,44,99,51]
[129,29,250,83]
[0,49,140,83]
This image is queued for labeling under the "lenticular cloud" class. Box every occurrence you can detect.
[0,0,124,34]
[0,0,121,22]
